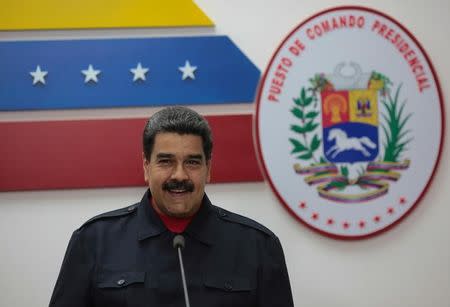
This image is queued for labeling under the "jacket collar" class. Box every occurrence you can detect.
[137,189,166,240]
[137,189,217,246]
[184,194,216,246]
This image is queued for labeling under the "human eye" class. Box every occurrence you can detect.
[157,158,172,166]
[185,159,201,167]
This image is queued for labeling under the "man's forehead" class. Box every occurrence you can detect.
[152,132,204,155]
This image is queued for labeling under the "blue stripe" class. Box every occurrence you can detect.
[0,36,260,110]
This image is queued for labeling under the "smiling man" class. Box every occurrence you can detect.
[49,106,294,307]
[145,132,210,219]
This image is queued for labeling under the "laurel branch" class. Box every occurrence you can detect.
[289,87,321,164]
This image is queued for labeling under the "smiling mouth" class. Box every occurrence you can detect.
[168,189,190,194]
[166,187,193,196]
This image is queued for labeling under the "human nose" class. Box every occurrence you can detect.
[171,162,189,181]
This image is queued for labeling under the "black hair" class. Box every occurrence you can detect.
[143,106,213,161]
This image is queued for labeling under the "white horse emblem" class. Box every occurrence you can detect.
[326,128,376,158]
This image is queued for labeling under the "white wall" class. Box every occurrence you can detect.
[1,1,449,306]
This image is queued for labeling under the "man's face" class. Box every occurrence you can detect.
[143,132,211,218]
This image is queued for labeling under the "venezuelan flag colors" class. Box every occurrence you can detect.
[0,0,213,30]
[0,0,262,191]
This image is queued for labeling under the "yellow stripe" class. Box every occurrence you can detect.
[0,0,213,30]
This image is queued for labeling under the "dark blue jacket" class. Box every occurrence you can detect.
[49,190,294,307]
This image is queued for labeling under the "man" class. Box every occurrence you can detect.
[49,106,294,307]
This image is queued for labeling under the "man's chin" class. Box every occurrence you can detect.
[161,202,193,218]
[165,209,194,219]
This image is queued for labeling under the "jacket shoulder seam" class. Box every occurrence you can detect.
[78,202,139,230]
[213,206,275,237]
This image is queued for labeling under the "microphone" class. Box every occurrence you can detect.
[173,235,191,307]
[173,234,185,249]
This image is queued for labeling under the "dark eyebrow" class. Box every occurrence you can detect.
[187,154,204,160]
[155,153,174,159]
[155,153,203,160]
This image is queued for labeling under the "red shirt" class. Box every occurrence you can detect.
[151,197,193,233]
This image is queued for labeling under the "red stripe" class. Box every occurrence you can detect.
[0,115,263,191]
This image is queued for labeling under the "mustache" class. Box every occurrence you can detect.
[162,180,194,192]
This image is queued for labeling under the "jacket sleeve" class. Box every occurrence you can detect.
[49,229,94,307]
[258,235,294,307]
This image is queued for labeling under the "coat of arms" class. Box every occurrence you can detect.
[255,7,443,238]
[291,63,411,202]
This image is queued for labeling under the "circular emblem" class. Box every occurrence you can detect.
[255,6,444,239]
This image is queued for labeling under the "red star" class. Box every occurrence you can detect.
[373,215,381,223]
[359,220,366,228]
[387,207,395,215]
[299,202,307,209]
[311,212,319,220]
[342,221,350,229]
[399,197,406,205]
[327,218,334,225]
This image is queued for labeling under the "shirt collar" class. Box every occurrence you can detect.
[137,189,217,246]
